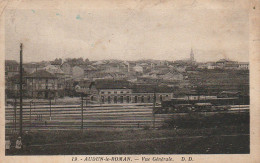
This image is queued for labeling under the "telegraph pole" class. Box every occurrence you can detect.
[14,96,17,131]
[30,101,32,128]
[19,43,23,137]
[81,94,84,130]
[153,84,156,129]
[49,98,52,120]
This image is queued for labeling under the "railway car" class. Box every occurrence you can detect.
[193,103,214,112]
[171,104,193,113]
[214,105,231,111]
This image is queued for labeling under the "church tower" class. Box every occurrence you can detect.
[190,48,195,62]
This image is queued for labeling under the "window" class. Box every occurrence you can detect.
[108,92,111,94]
[134,96,138,103]
[148,96,151,102]
[101,96,104,103]
[120,91,124,94]
[153,95,156,103]
[101,91,104,94]
[166,95,169,100]
[120,96,124,103]
[114,91,117,94]
[108,96,111,103]
[126,96,130,103]
[114,96,117,103]
[160,95,163,102]
[141,96,144,103]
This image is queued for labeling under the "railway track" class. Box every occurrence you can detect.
[5,104,249,131]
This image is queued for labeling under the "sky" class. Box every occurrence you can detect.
[5,8,249,63]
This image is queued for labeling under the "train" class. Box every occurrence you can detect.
[154,96,249,114]
[154,103,231,114]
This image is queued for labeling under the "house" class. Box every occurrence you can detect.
[160,72,184,81]
[238,62,249,70]
[72,66,85,78]
[99,62,128,73]
[216,59,237,69]
[137,76,162,84]
[25,70,64,98]
[126,61,136,72]
[176,66,186,73]
[216,59,227,68]
[75,80,92,94]
[43,65,65,78]
[50,58,62,68]
[84,65,99,79]
[23,62,47,74]
[132,65,144,73]
[61,62,73,78]
[206,62,217,69]
[224,62,239,70]
[5,60,19,78]
[5,72,28,98]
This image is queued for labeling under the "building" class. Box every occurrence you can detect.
[61,62,73,78]
[43,65,65,78]
[190,48,195,62]
[85,80,173,104]
[216,59,238,69]
[132,65,144,73]
[5,60,20,79]
[225,62,239,70]
[84,65,99,79]
[173,48,196,66]
[238,62,249,70]
[25,70,64,98]
[131,84,174,103]
[5,73,27,98]
[216,59,229,68]
[160,72,184,81]
[23,62,48,74]
[206,62,217,69]
[72,66,85,78]
[92,79,132,104]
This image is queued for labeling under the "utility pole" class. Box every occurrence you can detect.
[152,83,156,129]
[30,101,32,128]
[19,43,23,137]
[81,94,84,130]
[14,95,17,131]
[49,98,52,120]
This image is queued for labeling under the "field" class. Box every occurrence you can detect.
[6,126,249,155]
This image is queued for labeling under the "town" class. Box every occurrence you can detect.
[5,49,250,155]
[5,49,249,103]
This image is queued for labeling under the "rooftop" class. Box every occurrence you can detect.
[5,60,19,65]
[131,84,174,93]
[94,79,131,89]
[26,70,57,78]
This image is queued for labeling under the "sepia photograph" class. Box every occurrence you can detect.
[1,0,258,161]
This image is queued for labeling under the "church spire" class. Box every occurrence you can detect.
[190,48,194,62]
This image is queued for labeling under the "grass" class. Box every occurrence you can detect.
[6,112,249,155]
[6,125,249,155]
[162,112,249,129]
